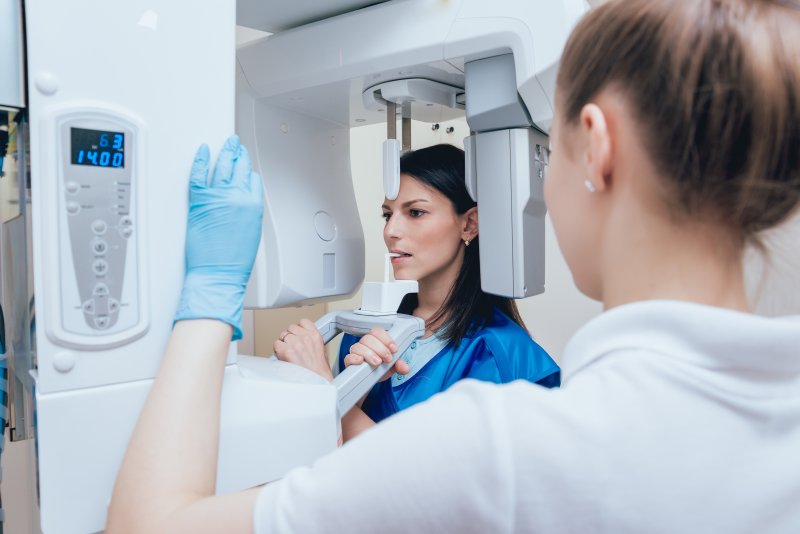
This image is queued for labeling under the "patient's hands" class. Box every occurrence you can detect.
[274,319,334,381]
[344,327,410,380]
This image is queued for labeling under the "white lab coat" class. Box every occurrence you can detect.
[255,300,800,533]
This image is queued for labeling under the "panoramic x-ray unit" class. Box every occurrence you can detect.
[0,0,586,531]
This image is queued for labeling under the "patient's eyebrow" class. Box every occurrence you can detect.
[382,198,431,210]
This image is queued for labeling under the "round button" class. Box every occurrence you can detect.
[119,216,133,227]
[81,299,95,315]
[66,181,80,195]
[410,341,417,349]
[53,351,76,373]
[120,227,133,239]
[94,316,110,329]
[66,201,81,215]
[313,211,336,242]
[92,259,108,276]
[35,72,60,95]
[93,283,109,297]
[108,298,120,314]
[92,219,107,235]
[91,239,108,256]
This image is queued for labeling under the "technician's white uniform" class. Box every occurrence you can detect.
[255,301,800,533]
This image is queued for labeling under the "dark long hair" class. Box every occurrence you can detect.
[396,144,528,346]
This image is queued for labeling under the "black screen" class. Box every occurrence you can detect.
[71,127,125,168]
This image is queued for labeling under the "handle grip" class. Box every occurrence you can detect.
[316,310,424,416]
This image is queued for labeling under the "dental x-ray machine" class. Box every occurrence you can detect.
[0,0,586,531]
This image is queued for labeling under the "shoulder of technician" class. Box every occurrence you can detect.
[531,300,800,533]
[253,378,567,534]
[255,301,800,533]
[460,307,560,386]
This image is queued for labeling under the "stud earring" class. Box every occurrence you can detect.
[464,239,471,247]
[584,179,597,193]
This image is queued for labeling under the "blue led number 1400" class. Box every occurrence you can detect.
[71,127,125,168]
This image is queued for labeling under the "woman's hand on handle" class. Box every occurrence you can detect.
[274,318,334,381]
[344,327,409,380]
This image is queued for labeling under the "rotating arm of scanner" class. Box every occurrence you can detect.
[316,311,424,416]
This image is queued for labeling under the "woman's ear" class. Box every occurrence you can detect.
[462,206,479,241]
[579,103,613,193]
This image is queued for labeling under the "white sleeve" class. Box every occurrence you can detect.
[253,380,516,533]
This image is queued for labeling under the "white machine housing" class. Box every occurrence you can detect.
[23,3,336,533]
[239,0,586,302]
[8,0,587,532]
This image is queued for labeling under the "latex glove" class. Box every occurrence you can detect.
[343,327,409,381]
[174,135,263,340]
[273,319,333,381]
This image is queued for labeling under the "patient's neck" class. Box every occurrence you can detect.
[415,260,461,327]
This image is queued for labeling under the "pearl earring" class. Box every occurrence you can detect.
[464,239,471,247]
[584,179,597,193]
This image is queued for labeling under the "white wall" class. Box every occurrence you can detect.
[745,210,800,316]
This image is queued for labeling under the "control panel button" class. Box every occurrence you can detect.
[94,316,110,329]
[66,181,80,195]
[108,298,120,314]
[119,216,133,227]
[92,259,108,276]
[92,283,109,297]
[120,226,133,239]
[91,219,107,235]
[53,351,77,373]
[66,201,81,215]
[81,299,95,314]
[91,239,108,256]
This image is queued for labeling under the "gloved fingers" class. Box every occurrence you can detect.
[232,144,252,188]
[249,171,265,204]
[189,144,211,189]
[210,135,241,187]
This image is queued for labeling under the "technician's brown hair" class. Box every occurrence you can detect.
[557,0,800,244]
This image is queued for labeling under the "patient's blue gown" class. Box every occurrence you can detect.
[338,307,560,423]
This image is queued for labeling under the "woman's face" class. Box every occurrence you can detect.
[383,174,467,285]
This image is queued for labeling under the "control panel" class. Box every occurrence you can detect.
[55,113,142,340]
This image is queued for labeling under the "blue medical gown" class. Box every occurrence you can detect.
[338,307,560,423]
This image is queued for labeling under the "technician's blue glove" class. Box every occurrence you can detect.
[174,135,264,340]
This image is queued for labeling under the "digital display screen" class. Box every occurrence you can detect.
[71,127,125,168]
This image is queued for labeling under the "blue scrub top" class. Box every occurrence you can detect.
[338,307,560,423]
